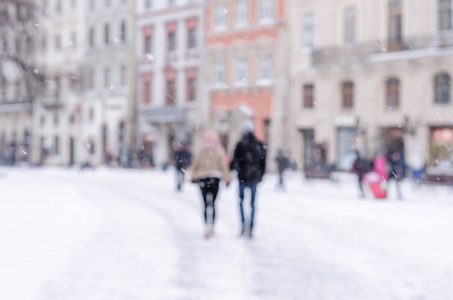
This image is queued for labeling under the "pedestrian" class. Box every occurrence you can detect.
[230,121,266,238]
[173,143,192,191]
[387,149,405,199]
[352,150,367,198]
[189,130,231,238]
[275,149,290,190]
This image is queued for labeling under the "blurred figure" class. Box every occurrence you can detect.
[352,150,367,198]
[408,149,425,186]
[190,130,231,238]
[9,141,17,166]
[387,150,405,200]
[363,151,388,199]
[373,151,388,182]
[275,149,290,190]
[173,143,192,191]
[230,121,266,238]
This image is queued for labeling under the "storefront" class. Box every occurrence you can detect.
[428,126,453,175]
[336,127,357,171]
[381,127,405,153]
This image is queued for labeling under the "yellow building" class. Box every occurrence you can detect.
[289,0,453,178]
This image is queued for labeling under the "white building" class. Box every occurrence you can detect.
[135,0,204,167]
[80,0,134,167]
[31,0,87,166]
[0,1,41,165]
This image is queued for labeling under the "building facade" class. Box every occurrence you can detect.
[80,0,134,167]
[0,1,42,165]
[290,0,453,175]
[202,0,288,168]
[135,0,204,167]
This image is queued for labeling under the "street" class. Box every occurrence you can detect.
[1,167,452,300]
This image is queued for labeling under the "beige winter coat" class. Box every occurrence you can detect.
[190,147,231,183]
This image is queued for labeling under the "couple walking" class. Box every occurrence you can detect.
[190,123,266,239]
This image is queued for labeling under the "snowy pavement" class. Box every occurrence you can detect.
[0,167,452,300]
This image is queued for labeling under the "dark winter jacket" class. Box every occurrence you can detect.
[275,154,290,173]
[387,151,405,179]
[231,132,266,183]
[174,149,192,170]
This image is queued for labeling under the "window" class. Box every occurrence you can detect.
[121,21,127,42]
[88,107,94,122]
[168,31,176,52]
[0,76,6,100]
[215,4,227,29]
[104,24,110,45]
[303,84,314,109]
[71,0,77,9]
[89,27,95,47]
[388,0,403,51]
[236,0,249,26]
[89,141,96,154]
[168,0,176,6]
[259,0,274,21]
[14,80,21,99]
[2,38,8,52]
[434,73,451,104]
[438,0,452,31]
[166,80,176,105]
[40,37,46,53]
[215,58,226,84]
[302,11,315,49]
[55,76,61,98]
[70,32,77,47]
[121,66,128,86]
[143,79,151,103]
[386,78,400,109]
[105,0,111,8]
[90,0,95,11]
[88,69,95,90]
[54,136,59,155]
[144,35,152,54]
[344,7,356,44]
[104,67,111,89]
[56,0,62,14]
[145,0,152,10]
[15,38,21,54]
[341,81,354,109]
[187,78,196,101]
[259,53,272,80]
[55,35,61,50]
[188,28,196,49]
[236,56,248,82]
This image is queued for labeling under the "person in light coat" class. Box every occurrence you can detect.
[190,130,231,238]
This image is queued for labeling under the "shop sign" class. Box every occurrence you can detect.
[432,127,453,143]
[335,116,357,127]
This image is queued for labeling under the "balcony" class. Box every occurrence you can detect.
[42,97,65,110]
[312,34,453,67]
[0,100,32,114]
[144,105,186,124]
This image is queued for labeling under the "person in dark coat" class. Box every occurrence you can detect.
[352,150,367,198]
[230,121,266,238]
[387,149,405,199]
[275,149,290,190]
[174,143,192,191]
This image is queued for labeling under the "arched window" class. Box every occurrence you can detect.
[434,73,451,104]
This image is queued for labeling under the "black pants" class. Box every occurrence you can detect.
[198,178,220,225]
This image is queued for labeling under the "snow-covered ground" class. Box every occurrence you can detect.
[0,167,452,300]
